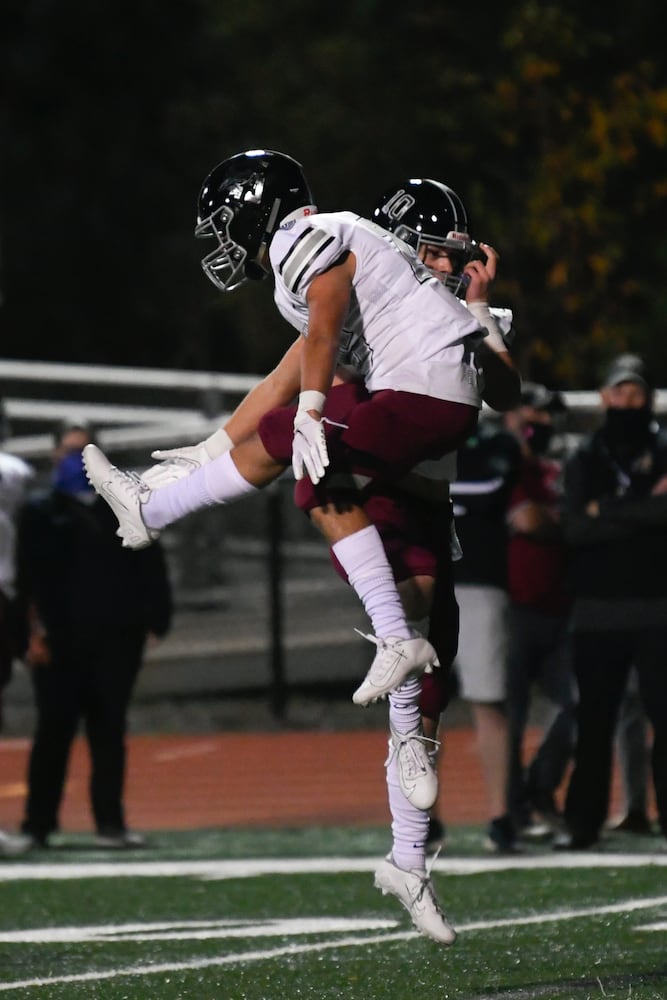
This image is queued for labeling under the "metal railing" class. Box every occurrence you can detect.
[2,358,664,719]
[1,357,665,460]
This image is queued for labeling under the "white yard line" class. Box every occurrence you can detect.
[0,852,666,881]
[0,931,415,992]
[1,894,666,992]
[0,916,398,944]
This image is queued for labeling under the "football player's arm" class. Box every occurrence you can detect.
[507,494,560,538]
[144,338,304,488]
[291,253,355,483]
[301,254,355,399]
[462,243,521,412]
[561,451,633,544]
[223,336,303,443]
[476,341,521,412]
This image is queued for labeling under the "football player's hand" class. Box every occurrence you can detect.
[292,411,329,483]
[464,243,498,303]
[143,428,233,490]
[142,442,213,489]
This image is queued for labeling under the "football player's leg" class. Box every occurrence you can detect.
[342,390,478,476]
[84,431,286,548]
[141,433,285,531]
[140,382,367,538]
[376,749,456,945]
[308,502,438,704]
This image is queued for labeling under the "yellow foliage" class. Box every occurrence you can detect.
[588,255,611,278]
[548,260,569,289]
[519,57,560,83]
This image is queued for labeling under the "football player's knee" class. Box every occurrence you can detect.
[294,478,362,515]
[420,667,452,721]
[257,407,295,464]
[294,478,321,513]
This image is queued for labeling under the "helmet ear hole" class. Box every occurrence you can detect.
[393,225,419,251]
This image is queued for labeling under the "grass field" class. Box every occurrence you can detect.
[1,826,666,999]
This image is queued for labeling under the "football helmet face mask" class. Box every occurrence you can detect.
[372,178,481,297]
[195,149,315,292]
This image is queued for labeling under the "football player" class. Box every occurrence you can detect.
[367,178,521,855]
[84,152,519,941]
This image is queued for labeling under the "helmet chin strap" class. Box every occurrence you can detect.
[248,199,283,281]
[266,197,282,235]
[253,201,320,280]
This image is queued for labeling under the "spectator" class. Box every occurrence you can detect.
[558,354,667,849]
[0,404,35,857]
[2,420,172,854]
[609,668,653,834]
[446,417,523,852]
[0,400,35,728]
[502,383,576,837]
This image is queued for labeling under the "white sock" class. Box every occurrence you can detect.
[332,525,411,639]
[386,752,428,871]
[388,677,422,736]
[143,451,258,530]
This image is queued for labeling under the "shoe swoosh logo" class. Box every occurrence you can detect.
[100,482,132,512]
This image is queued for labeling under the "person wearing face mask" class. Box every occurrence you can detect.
[0,421,172,855]
[556,355,667,849]
[502,384,576,839]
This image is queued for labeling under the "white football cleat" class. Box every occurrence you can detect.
[0,830,38,857]
[374,855,456,946]
[387,725,440,811]
[352,633,437,706]
[83,444,159,550]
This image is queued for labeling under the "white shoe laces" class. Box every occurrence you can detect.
[354,630,436,678]
[126,470,150,497]
[385,730,440,771]
[404,850,445,917]
[426,843,442,878]
[355,629,405,658]
[419,847,446,912]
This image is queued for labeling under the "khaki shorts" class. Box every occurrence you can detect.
[453,584,509,703]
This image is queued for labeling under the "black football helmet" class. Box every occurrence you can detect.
[372,178,480,297]
[195,149,315,292]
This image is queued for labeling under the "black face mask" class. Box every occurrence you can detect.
[603,406,653,458]
[523,422,553,456]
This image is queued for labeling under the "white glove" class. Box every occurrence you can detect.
[292,410,329,483]
[142,427,233,490]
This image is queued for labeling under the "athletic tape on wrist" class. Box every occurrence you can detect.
[298,390,326,414]
[467,300,508,353]
[204,427,234,459]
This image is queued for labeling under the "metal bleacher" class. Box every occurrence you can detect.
[0,359,370,732]
[1,359,664,734]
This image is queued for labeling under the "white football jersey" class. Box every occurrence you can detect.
[270,211,484,408]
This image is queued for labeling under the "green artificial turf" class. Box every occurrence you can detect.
[0,826,665,999]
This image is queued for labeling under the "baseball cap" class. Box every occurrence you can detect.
[601,354,651,391]
[519,382,566,413]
